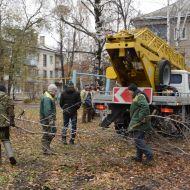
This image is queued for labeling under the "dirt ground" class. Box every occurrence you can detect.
[0,103,190,190]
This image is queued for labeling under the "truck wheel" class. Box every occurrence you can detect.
[155,60,171,86]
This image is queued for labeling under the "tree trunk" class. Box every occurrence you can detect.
[7,50,14,96]
[7,73,13,96]
[0,13,4,82]
[167,0,170,44]
[94,0,103,75]
[59,21,65,89]
[68,28,76,77]
[176,1,182,47]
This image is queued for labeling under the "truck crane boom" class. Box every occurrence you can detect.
[105,28,189,90]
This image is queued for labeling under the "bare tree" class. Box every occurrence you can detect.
[52,2,71,88]
[167,0,171,44]
[0,0,14,82]
[174,0,190,47]
[105,0,135,30]
[68,28,76,77]
[0,0,46,96]
[61,0,106,76]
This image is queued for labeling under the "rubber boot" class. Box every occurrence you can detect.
[2,140,17,166]
[62,137,67,145]
[69,138,75,145]
[42,138,50,154]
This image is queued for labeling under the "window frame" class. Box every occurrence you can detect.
[50,55,53,65]
[43,54,47,67]
[50,70,53,78]
[170,74,182,84]
[43,70,47,78]
[174,27,187,40]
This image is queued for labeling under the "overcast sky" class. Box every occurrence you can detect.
[44,0,178,47]
[137,0,177,13]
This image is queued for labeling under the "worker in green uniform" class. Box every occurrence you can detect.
[0,85,16,165]
[40,84,57,155]
[128,83,153,165]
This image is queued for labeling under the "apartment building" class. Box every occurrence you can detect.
[38,36,56,84]
[132,0,190,66]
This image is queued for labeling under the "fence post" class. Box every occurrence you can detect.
[105,79,110,95]
[72,70,77,87]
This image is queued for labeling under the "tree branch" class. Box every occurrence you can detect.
[23,0,43,31]
[87,0,94,7]
[68,50,95,55]
[61,16,96,40]
[100,0,114,8]
[81,1,95,16]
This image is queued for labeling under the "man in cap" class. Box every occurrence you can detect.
[0,84,17,165]
[40,84,57,154]
[60,80,81,144]
[127,83,153,165]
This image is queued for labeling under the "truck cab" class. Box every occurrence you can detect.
[170,70,190,95]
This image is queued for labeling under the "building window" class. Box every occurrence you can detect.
[151,25,167,40]
[50,71,53,78]
[50,56,53,64]
[174,27,186,40]
[43,70,47,78]
[43,54,47,67]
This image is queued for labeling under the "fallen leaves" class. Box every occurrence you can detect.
[0,104,190,189]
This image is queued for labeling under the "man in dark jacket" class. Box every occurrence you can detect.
[128,83,153,165]
[0,85,17,165]
[40,84,57,154]
[60,80,81,145]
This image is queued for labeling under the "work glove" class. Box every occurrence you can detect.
[127,125,133,132]
[127,122,141,132]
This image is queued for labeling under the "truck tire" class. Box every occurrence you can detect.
[155,60,171,86]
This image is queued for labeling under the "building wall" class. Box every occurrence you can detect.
[133,19,167,40]
[37,48,55,85]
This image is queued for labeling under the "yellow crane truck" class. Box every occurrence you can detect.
[93,28,190,136]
